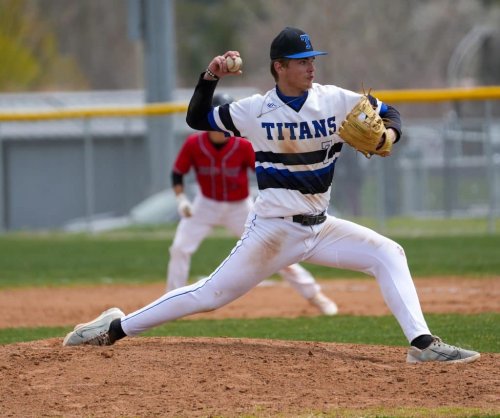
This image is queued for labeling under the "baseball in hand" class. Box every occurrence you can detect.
[226,56,242,72]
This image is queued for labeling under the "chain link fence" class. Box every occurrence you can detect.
[0,87,499,234]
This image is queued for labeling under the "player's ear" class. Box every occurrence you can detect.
[274,61,284,72]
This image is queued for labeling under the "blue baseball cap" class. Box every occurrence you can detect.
[270,27,327,60]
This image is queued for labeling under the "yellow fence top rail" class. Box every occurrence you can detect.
[0,86,499,122]
[374,85,500,103]
[0,102,189,122]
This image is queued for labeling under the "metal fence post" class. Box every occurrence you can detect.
[493,154,500,231]
[83,118,95,231]
[376,157,387,232]
[123,117,133,211]
[484,101,496,234]
[0,128,4,233]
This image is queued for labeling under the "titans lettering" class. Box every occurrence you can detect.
[261,116,336,140]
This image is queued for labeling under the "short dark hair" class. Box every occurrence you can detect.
[270,58,290,82]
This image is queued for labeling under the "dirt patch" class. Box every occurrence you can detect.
[1,338,498,418]
[1,277,498,328]
[0,277,499,417]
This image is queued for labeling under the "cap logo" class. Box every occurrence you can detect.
[300,34,312,50]
[270,28,327,60]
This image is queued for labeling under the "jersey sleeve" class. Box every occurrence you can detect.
[240,138,256,172]
[173,137,194,174]
[210,95,259,138]
[367,93,402,142]
[338,87,364,114]
[186,74,218,131]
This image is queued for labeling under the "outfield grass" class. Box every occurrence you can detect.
[102,216,500,238]
[0,231,499,288]
[0,223,498,353]
[1,313,498,352]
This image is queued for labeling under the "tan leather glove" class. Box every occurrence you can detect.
[338,95,392,158]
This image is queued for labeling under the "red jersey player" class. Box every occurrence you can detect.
[166,94,338,315]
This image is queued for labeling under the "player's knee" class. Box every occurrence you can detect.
[386,238,407,259]
[169,245,191,260]
[367,235,407,267]
[279,264,312,282]
[375,238,408,271]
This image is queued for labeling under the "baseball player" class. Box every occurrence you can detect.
[64,27,480,364]
[167,93,338,315]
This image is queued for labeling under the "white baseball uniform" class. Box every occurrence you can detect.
[121,82,431,343]
[167,131,326,301]
[167,193,322,300]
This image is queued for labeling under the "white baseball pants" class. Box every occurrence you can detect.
[123,213,431,343]
[166,194,320,298]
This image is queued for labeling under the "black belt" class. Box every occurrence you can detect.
[281,212,327,226]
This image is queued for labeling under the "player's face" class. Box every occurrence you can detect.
[277,57,315,96]
[208,131,229,144]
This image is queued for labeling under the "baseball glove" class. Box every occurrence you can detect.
[338,95,392,158]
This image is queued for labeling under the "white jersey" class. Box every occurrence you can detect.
[210,83,383,218]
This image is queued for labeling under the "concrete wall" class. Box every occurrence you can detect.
[2,132,149,230]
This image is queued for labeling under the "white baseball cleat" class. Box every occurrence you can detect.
[406,336,480,364]
[309,292,339,316]
[63,307,125,347]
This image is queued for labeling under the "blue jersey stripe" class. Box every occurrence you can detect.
[207,109,219,131]
[256,163,336,194]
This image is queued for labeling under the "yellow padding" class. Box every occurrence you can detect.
[0,86,499,122]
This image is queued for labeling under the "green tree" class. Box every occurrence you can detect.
[0,0,87,91]
[175,0,267,86]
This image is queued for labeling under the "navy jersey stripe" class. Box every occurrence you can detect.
[256,149,325,165]
[255,163,336,194]
[219,105,242,137]
[255,143,342,166]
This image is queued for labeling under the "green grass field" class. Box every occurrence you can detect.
[1,224,499,417]
[1,313,497,352]
[1,228,499,287]
[0,223,499,350]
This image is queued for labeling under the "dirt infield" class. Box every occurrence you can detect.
[0,277,499,417]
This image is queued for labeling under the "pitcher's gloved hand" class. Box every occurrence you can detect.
[338,95,392,158]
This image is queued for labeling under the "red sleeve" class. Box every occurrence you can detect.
[240,138,256,172]
[173,134,196,174]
